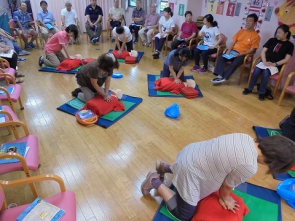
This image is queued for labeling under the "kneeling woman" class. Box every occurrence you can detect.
[75,53,119,102]
[160,48,190,84]
[39,24,78,68]
[243,24,294,101]
[141,133,295,221]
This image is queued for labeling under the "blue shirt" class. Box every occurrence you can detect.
[13,10,31,29]
[37,10,56,24]
[85,4,103,23]
[132,8,145,25]
[164,49,189,71]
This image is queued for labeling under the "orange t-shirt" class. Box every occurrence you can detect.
[232,29,260,54]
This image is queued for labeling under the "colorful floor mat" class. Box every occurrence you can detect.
[39,65,83,74]
[108,49,144,63]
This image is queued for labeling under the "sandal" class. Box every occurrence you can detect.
[16,78,24,83]
[15,72,25,77]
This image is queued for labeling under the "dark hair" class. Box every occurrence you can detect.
[163,7,173,17]
[247,13,258,22]
[203,14,218,27]
[40,1,47,6]
[275,24,291,40]
[256,136,295,174]
[174,48,190,59]
[65,24,78,40]
[184,11,192,17]
[116,26,124,35]
[98,53,119,73]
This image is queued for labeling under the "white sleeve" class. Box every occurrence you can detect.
[158,16,164,25]
[61,9,64,16]
[170,18,175,28]
[214,27,220,36]
[200,25,205,32]
[225,164,257,188]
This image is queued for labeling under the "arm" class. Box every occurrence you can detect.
[61,16,65,29]
[218,180,239,213]
[75,17,78,26]
[62,45,70,58]
[94,15,102,25]
[169,65,177,79]
[104,76,111,101]
[86,15,93,27]
[237,48,256,57]
[176,66,185,79]
[211,34,222,49]
[185,32,196,42]
[90,78,108,97]
[225,41,236,53]
[119,37,128,51]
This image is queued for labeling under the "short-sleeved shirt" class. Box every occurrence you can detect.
[170,133,258,206]
[263,37,294,64]
[112,26,132,42]
[13,10,31,29]
[164,49,189,71]
[85,4,103,23]
[232,29,260,53]
[200,25,220,46]
[155,16,175,38]
[61,8,77,27]
[45,31,70,54]
[132,7,145,25]
[180,22,198,39]
[37,10,56,24]
[76,60,112,91]
[109,7,124,20]
[145,12,161,27]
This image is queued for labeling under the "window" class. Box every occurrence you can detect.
[160,0,168,12]
[128,0,136,7]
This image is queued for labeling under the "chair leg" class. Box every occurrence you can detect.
[18,97,24,110]
[8,101,16,113]
[277,90,286,105]
[273,81,281,97]
[7,126,12,135]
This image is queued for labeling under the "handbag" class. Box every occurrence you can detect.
[256,84,273,100]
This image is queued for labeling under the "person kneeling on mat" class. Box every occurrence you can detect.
[73,53,119,102]
[160,48,190,84]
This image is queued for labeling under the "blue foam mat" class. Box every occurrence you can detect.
[253,126,291,181]
[57,95,142,128]
[38,67,79,74]
[148,74,203,97]
[152,182,282,221]
[108,49,144,63]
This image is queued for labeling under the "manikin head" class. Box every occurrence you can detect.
[111,89,123,99]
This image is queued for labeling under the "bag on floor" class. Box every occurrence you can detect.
[125,56,136,64]
[256,84,273,100]
[277,178,295,209]
[164,103,180,119]
[180,87,199,98]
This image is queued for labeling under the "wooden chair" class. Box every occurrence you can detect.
[277,72,295,105]
[196,16,204,31]
[107,16,125,41]
[0,174,76,220]
[8,19,39,49]
[0,100,19,137]
[246,55,287,96]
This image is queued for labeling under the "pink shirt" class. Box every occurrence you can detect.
[180,22,198,39]
[45,31,70,53]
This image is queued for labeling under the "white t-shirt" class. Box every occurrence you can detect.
[200,25,220,46]
[109,7,124,20]
[155,16,175,38]
[112,26,132,42]
[61,8,77,27]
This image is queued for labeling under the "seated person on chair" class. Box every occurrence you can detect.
[61,1,78,30]
[160,48,191,83]
[211,13,260,84]
[191,14,221,74]
[153,7,175,59]
[0,28,29,56]
[280,108,295,142]
[13,2,38,50]
[74,53,119,102]
[112,25,133,53]
[108,0,124,41]
[171,11,198,50]
[129,0,145,44]
[141,133,295,221]
[38,25,78,68]
[243,24,294,101]
[138,3,160,47]
[85,0,103,44]
[37,1,59,43]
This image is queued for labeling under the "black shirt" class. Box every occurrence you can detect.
[264,38,294,65]
[85,4,103,23]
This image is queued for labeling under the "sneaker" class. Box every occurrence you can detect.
[156,160,168,179]
[38,56,44,66]
[71,88,82,97]
[259,94,265,101]
[133,39,138,44]
[24,43,31,50]
[18,50,30,56]
[211,77,225,84]
[111,38,115,43]
[146,42,152,47]
[198,68,208,74]
[28,42,36,49]
[142,40,147,46]
[191,65,200,72]
[91,36,99,44]
[141,170,159,196]
[17,57,26,62]
[242,88,252,95]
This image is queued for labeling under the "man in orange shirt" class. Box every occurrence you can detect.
[211,14,260,84]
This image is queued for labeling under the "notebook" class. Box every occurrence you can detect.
[45,23,54,30]
[0,49,14,58]
[222,50,239,59]
[197,45,209,50]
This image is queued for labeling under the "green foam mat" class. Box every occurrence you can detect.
[100,100,135,121]
[66,98,85,109]
[287,170,295,177]
[266,129,282,136]
[159,204,181,221]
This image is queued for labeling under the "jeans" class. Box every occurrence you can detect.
[115,40,133,52]
[12,41,22,54]
[194,48,217,69]
[129,24,140,39]
[170,39,189,50]
[155,35,173,52]
[248,67,271,94]
[160,64,185,82]
[214,55,245,79]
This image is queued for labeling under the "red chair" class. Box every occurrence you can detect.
[0,58,16,83]
[0,102,19,138]
[0,174,76,221]
[277,72,295,105]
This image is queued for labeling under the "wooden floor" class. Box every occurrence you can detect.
[1,33,295,221]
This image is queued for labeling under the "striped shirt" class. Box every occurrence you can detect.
[170,133,258,206]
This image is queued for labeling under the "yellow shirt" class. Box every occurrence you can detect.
[232,29,260,53]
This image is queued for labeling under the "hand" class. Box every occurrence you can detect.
[118,49,122,55]
[160,32,164,38]
[263,61,269,66]
[104,95,112,102]
[218,196,240,213]
[90,22,94,28]
[209,46,215,49]
[174,78,181,84]
[200,31,205,37]
[269,62,276,67]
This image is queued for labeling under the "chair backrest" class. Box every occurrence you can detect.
[219,33,227,46]
[0,187,4,211]
[196,16,204,30]
[172,25,178,36]
[8,19,15,29]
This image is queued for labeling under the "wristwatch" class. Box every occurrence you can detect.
[275,62,278,67]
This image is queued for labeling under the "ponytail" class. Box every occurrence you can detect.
[212,21,218,27]
[163,7,173,17]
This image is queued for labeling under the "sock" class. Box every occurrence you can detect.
[217,75,223,79]
[151,178,162,190]
[164,164,172,174]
